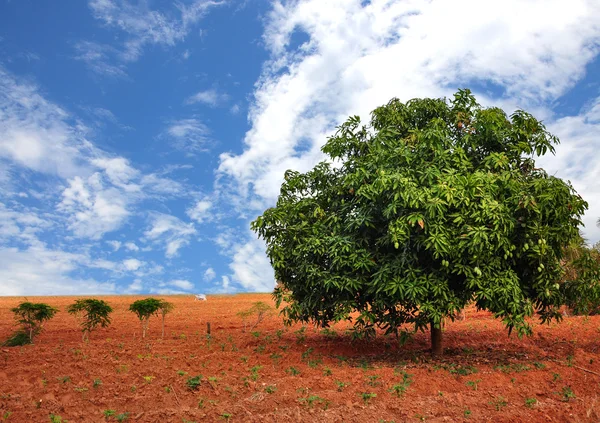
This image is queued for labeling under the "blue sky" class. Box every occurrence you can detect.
[0,0,599,296]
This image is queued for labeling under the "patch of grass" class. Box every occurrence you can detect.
[323,367,332,376]
[102,410,116,418]
[533,361,546,369]
[115,413,129,422]
[49,414,66,423]
[264,385,277,394]
[177,370,187,376]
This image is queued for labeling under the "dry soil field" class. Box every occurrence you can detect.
[1,294,599,422]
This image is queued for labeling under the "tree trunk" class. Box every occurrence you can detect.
[430,321,443,356]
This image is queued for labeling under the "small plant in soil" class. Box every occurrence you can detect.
[466,379,481,391]
[299,395,328,409]
[525,398,537,408]
[2,411,12,420]
[295,326,307,343]
[186,375,203,391]
[533,361,546,369]
[490,396,508,411]
[67,299,113,341]
[265,385,277,394]
[49,414,66,423]
[552,373,562,382]
[335,380,349,391]
[464,409,472,417]
[128,298,163,339]
[5,302,58,345]
[360,392,377,404]
[177,370,187,376]
[220,413,232,422]
[143,375,154,384]
[236,301,272,332]
[561,386,576,402]
[323,367,332,376]
[389,371,412,397]
[93,378,102,388]
[286,367,301,376]
[115,413,129,422]
[103,409,116,418]
[366,375,382,387]
[249,365,262,381]
[57,376,71,384]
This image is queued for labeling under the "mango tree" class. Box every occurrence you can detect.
[252,89,597,356]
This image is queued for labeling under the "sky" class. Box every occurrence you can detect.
[0,0,599,296]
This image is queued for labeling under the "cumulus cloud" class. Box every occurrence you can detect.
[0,245,116,296]
[203,267,216,281]
[144,212,197,258]
[124,241,139,251]
[123,258,143,271]
[169,279,195,290]
[107,240,122,251]
[187,198,213,223]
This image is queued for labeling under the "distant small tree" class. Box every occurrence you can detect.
[158,300,175,339]
[129,298,163,339]
[67,299,113,341]
[237,301,272,332]
[10,302,58,343]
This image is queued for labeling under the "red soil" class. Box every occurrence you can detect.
[0,294,598,422]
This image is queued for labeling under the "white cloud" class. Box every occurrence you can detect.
[0,246,116,296]
[185,89,229,107]
[187,199,213,223]
[87,0,222,62]
[227,230,275,292]
[169,279,194,290]
[107,240,122,251]
[539,97,600,244]
[0,67,91,179]
[165,118,211,154]
[127,278,143,292]
[58,174,130,239]
[73,41,128,78]
[124,241,139,251]
[203,267,216,281]
[123,258,143,271]
[144,212,197,258]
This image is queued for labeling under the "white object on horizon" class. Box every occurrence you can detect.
[195,294,207,301]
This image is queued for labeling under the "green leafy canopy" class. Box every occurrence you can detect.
[67,298,113,339]
[252,89,596,343]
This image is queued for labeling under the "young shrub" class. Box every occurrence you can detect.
[129,298,163,339]
[236,301,272,332]
[158,300,174,339]
[8,302,58,344]
[67,299,113,341]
